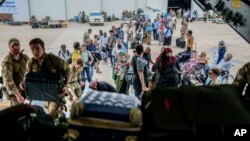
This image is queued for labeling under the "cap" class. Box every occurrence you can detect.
[9,38,20,46]
[118,51,126,56]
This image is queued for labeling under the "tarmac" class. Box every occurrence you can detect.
[0,19,249,109]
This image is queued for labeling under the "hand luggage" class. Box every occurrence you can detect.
[176,37,186,48]
[24,71,62,103]
[141,85,250,140]
[68,91,142,141]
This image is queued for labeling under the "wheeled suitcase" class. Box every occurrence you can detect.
[68,91,142,141]
[141,85,250,140]
[176,37,186,48]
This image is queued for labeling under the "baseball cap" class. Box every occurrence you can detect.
[8,38,20,46]
[118,50,126,56]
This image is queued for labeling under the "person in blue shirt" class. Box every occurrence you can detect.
[152,19,159,40]
[86,39,96,53]
[212,40,227,66]
[86,39,96,78]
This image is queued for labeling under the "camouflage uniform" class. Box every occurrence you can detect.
[83,32,90,46]
[1,53,29,106]
[233,62,250,97]
[68,64,82,99]
[27,53,70,119]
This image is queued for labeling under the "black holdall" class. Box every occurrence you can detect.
[141,85,250,140]
[24,54,64,103]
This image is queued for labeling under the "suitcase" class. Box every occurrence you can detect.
[68,91,142,141]
[141,85,250,140]
[176,37,186,48]
[24,71,62,103]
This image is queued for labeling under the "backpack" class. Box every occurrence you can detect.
[164,28,173,37]
[58,50,70,60]
[146,26,153,32]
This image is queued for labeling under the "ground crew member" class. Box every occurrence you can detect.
[27,38,70,119]
[1,38,29,106]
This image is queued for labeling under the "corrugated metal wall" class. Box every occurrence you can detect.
[13,0,168,21]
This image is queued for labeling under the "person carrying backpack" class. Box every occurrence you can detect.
[163,25,173,46]
[58,44,71,62]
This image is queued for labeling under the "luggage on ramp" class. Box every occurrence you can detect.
[68,91,142,141]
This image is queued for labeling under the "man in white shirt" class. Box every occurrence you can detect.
[100,32,108,50]
[58,44,71,61]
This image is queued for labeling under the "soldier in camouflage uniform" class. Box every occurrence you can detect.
[68,58,84,102]
[233,62,250,96]
[1,38,29,106]
[83,29,92,46]
[27,38,70,119]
